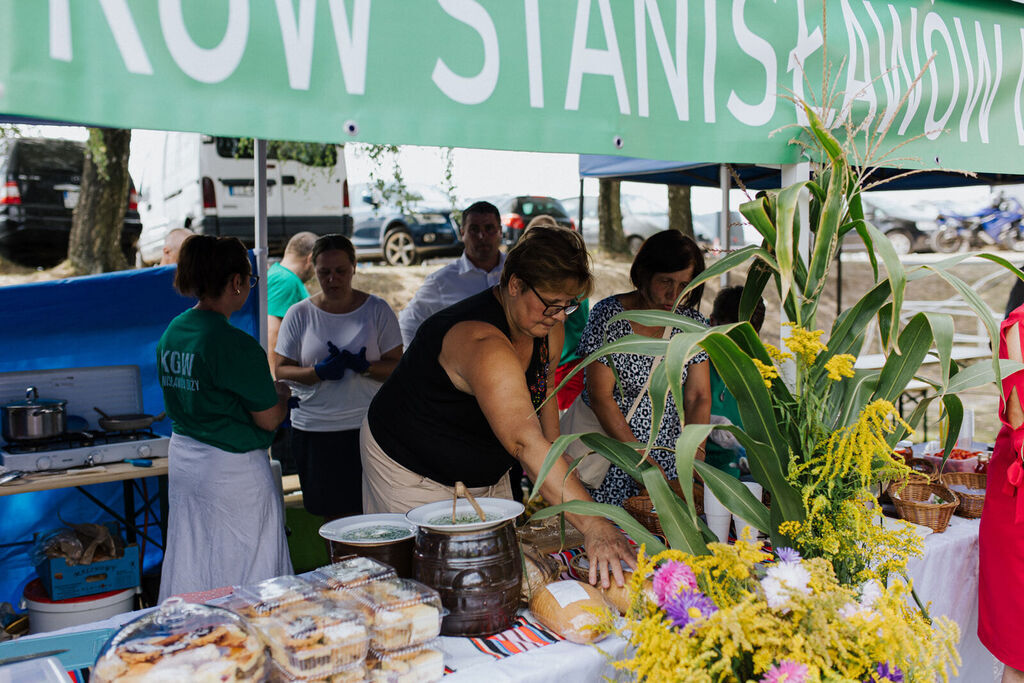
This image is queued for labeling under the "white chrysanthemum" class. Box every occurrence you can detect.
[859,580,882,609]
[761,562,811,611]
[761,576,787,610]
[766,562,811,593]
[838,601,878,621]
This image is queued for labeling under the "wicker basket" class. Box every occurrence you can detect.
[939,471,987,519]
[624,479,703,536]
[906,457,939,482]
[887,480,959,532]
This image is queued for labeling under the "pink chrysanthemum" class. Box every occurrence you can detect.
[653,560,697,606]
[761,660,808,683]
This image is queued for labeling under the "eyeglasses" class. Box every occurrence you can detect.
[527,282,580,317]
[248,275,260,289]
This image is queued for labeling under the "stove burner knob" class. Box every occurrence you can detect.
[35,455,52,470]
[86,450,102,466]
[137,445,152,458]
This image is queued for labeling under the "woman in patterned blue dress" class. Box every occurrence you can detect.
[576,230,711,507]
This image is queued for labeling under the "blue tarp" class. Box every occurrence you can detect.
[0,258,260,608]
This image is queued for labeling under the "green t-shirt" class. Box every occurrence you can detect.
[559,298,591,365]
[706,364,743,478]
[158,308,279,453]
[267,262,308,318]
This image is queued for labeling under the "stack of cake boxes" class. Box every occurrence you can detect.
[229,557,445,681]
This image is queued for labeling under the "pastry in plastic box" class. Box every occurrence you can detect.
[232,574,319,619]
[269,661,368,682]
[349,578,442,650]
[367,640,444,683]
[256,598,370,680]
[91,597,268,682]
[311,556,396,591]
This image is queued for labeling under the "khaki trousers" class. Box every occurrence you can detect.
[359,416,513,514]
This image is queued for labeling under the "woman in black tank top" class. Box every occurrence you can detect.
[364,225,637,588]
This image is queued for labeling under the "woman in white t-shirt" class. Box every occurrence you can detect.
[275,234,403,520]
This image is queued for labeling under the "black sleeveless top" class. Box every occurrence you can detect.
[367,289,549,487]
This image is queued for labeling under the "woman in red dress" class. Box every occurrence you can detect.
[979,306,1024,680]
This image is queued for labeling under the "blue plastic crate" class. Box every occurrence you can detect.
[35,545,140,601]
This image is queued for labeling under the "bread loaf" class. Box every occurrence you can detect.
[598,572,655,615]
[520,543,559,604]
[529,580,610,643]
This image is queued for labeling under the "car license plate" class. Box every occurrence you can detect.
[63,190,79,209]
[228,185,254,197]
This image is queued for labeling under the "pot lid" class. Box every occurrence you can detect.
[319,513,416,545]
[3,397,66,409]
[4,387,66,409]
[406,498,524,532]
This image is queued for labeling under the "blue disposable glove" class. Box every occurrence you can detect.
[340,346,371,374]
[287,395,301,410]
[314,342,347,381]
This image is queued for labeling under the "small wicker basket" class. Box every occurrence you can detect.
[939,471,986,519]
[887,480,959,532]
[624,479,703,536]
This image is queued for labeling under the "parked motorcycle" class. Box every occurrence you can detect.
[931,193,1024,252]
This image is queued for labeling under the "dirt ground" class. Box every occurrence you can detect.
[5,249,1019,443]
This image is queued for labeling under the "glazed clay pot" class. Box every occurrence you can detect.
[413,519,521,637]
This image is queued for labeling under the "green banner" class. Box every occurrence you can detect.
[1,0,1022,174]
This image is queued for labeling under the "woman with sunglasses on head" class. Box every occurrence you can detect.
[576,229,711,508]
[362,225,636,587]
[156,235,293,600]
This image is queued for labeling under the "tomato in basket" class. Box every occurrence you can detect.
[948,448,981,460]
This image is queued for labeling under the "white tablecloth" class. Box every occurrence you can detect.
[906,516,997,682]
[14,518,997,681]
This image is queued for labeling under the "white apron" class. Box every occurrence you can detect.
[158,433,293,600]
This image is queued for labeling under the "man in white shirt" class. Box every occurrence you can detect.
[399,201,506,346]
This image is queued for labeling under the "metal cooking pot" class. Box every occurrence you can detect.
[2,386,67,442]
[93,406,166,432]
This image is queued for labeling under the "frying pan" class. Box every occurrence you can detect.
[94,406,166,432]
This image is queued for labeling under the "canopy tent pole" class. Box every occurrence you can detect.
[254,139,269,351]
[719,164,730,287]
[577,179,584,235]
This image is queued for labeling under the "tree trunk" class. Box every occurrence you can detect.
[667,185,693,237]
[68,128,131,274]
[598,179,627,253]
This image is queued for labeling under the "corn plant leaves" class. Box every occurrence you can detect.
[699,333,803,522]
[739,195,777,245]
[938,394,964,465]
[945,359,1024,394]
[920,312,955,388]
[668,424,714,526]
[774,181,809,310]
[871,314,932,406]
[530,501,666,555]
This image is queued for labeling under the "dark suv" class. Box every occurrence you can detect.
[0,137,140,267]
[487,195,574,245]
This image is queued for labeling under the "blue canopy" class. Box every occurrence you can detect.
[579,155,1024,190]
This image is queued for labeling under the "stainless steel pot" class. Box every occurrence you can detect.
[2,386,67,442]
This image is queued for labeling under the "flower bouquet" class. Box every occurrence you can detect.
[611,540,959,682]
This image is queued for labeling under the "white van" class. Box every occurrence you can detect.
[131,131,351,265]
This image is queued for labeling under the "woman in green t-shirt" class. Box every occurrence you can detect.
[157,235,293,600]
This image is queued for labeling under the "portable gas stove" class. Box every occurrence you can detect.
[0,429,170,472]
[0,365,170,473]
